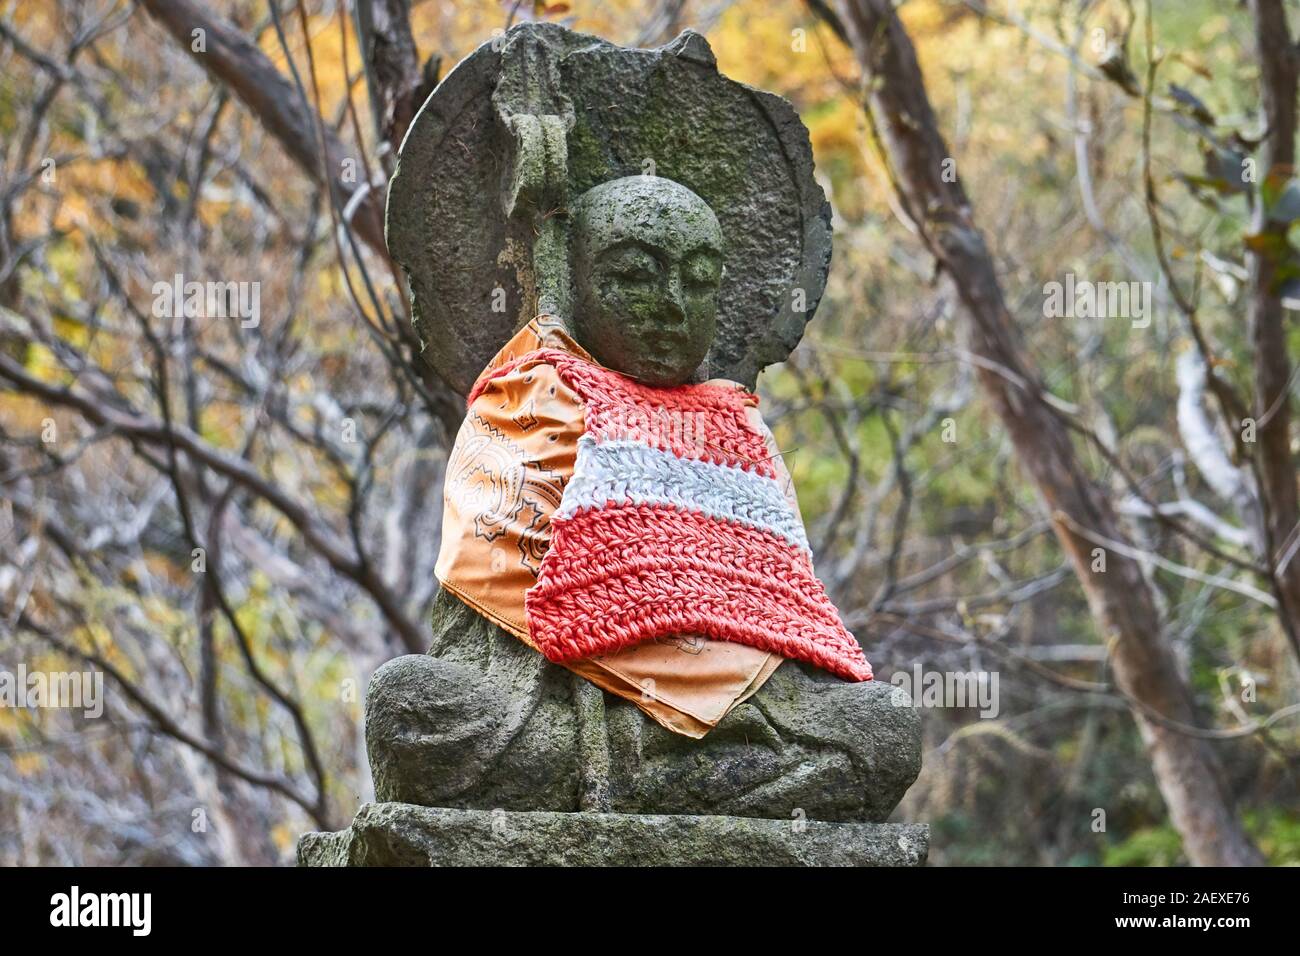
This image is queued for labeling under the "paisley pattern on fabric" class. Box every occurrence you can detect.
[443,412,564,575]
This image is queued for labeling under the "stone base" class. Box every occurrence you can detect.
[298,802,929,867]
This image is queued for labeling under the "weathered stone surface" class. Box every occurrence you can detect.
[386,22,832,395]
[365,589,921,823]
[299,803,929,867]
[569,176,723,386]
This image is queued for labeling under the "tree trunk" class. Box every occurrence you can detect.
[1246,0,1300,661]
[353,0,436,165]
[832,0,1264,866]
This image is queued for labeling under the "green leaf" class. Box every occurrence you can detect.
[1244,231,1288,257]
[1265,177,1300,225]
[1169,83,1216,126]
[1201,144,1250,194]
[1098,44,1141,97]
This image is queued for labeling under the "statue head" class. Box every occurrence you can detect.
[569,176,724,387]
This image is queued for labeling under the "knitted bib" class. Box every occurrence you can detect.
[469,348,872,683]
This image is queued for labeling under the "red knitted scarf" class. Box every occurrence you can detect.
[469,348,872,682]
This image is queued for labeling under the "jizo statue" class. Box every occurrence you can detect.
[306,21,928,866]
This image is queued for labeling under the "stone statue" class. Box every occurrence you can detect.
[299,22,926,867]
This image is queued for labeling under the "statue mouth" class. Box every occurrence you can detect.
[633,354,686,384]
[641,331,688,357]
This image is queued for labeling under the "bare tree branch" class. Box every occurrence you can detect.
[138,0,386,256]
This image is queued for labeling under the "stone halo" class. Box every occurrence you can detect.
[386,21,833,397]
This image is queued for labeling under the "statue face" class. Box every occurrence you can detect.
[570,177,723,387]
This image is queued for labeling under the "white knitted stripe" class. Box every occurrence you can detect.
[557,436,811,554]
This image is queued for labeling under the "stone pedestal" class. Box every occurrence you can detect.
[298,803,929,867]
[294,593,930,867]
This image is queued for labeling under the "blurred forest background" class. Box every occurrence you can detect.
[2,0,1299,866]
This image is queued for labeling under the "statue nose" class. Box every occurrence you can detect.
[662,272,687,324]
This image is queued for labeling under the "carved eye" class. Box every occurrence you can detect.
[682,254,721,289]
[603,247,660,282]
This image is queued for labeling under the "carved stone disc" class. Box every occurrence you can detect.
[386,22,832,396]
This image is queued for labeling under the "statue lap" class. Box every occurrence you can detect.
[366,589,920,822]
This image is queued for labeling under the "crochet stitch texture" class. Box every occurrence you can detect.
[472,348,873,682]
